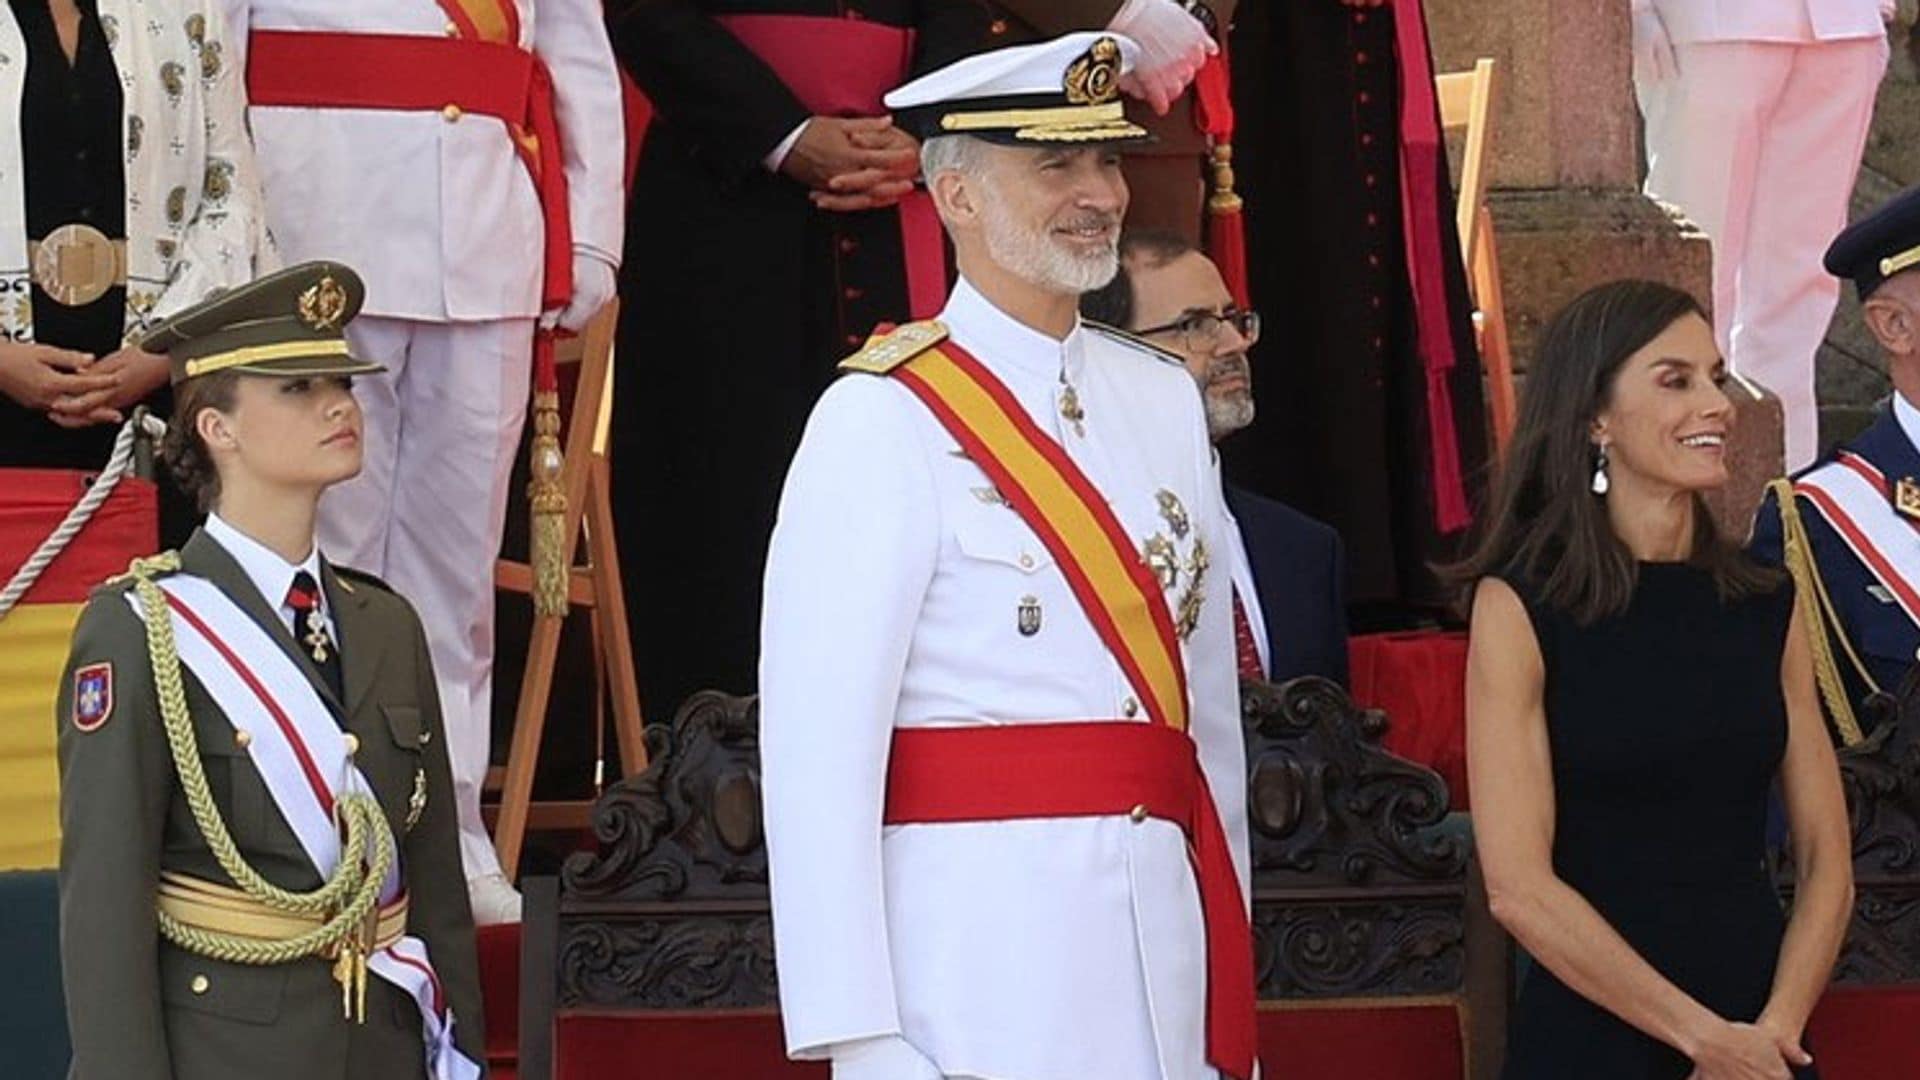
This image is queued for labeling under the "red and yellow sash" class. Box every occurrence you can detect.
[889,341,1191,732]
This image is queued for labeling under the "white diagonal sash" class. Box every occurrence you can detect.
[129,573,479,1080]
[1795,453,1920,631]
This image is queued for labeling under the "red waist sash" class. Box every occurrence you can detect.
[245,30,574,313]
[884,722,1257,1080]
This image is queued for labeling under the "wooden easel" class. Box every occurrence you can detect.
[491,301,647,880]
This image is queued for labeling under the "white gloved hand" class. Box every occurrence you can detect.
[830,1035,945,1080]
[1630,2,1677,84]
[546,251,618,333]
[1109,0,1215,116]
[1880,0,1896,23]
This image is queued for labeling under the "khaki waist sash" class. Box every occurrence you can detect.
[157,871,409,956]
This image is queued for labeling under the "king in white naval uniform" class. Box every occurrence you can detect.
[218,0,628,920]
[1632,0,1890,470]
[761,33,1256,1080]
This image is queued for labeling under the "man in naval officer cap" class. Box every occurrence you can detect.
[760,31,1258,1080]
[1753,186,1920,748]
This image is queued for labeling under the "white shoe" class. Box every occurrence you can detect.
[467,872,523,926]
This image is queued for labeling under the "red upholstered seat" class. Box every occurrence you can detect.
[1806,984,1920,1078]
[558,1012,824,1079]
[478,923,520,1078]
[1261,1001,1465,1080]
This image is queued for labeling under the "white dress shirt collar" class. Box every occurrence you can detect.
[203,512,328,634]
[941,274,1090,385]
[1894,391,1920,458]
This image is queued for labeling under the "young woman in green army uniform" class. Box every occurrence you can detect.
[54,262,486,1079]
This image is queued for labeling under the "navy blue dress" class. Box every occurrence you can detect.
[1498,563,1809,1079]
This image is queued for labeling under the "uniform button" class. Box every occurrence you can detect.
[1129,804,1149,824]
[1122,697,1139,718]
[843,286,864,301]
[190,974,210,994]
[1360,133,1375,147]
[1353,11,1368,23]
[1370,295,1384,310]
[343,732,360,755]
[1365,212,1379,228]
[235,729,253,749]
[1373,335,1386,350]
[1357,91,1371,105]
[838,236,859,255]
[989,18,1008,34]
[1368,253,1382,268]
[441,104,463,123]
[1355,50,1370,64]
[444,20,461,36]
[1018,553,1034,569]
[1365,173,1378,188]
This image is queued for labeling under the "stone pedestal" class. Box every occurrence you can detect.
[1424,0,1783,534]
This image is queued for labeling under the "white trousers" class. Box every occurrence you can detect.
[319,315,535,882]
[1637,35,1887,470]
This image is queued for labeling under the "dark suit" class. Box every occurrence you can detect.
[1751,406,1920,741]
[1225,482,1349,686]
[56,529,485,1079]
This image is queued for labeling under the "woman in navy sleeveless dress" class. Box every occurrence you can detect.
[1456,281,1854,1080]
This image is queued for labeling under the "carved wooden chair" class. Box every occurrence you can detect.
[521,680,1510,1079]
[1436,59,1516,458]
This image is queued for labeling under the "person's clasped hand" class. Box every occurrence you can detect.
[1110,0,1215,116]
[782,116,921,213]
[0,340,123,426]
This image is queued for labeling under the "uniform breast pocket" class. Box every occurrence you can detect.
[1857,617,1920,674]
[379,704,429,832]
[953,508,1056,576]
[196,735,274,852]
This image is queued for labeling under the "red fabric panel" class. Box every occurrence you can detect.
[558,1012,824,1079]
[1807,985,1920,1078]
[478,923,520,1069]
[0,469,157,605]
[1348,630,1470,809]
[1260,1004,1463,1080]
[712,15,912,115]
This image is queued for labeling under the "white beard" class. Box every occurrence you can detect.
[977,177,1119,295]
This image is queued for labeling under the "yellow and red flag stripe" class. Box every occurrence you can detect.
[0,470,157,868]
[893,343,1190,732]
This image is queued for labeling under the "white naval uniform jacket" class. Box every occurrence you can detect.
[1646,0,1884,43]
[760,278,1250,1080]
[219,0,625,322]
[0,0,274,343]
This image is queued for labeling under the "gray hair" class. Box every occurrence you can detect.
[919,133,990,183]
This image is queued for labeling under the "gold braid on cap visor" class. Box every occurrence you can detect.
[182,339,354,378]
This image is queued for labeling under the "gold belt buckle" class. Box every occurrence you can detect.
[31,223,123,307]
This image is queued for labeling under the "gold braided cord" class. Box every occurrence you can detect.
[127,553,397,973]
[1770,480,1869,747]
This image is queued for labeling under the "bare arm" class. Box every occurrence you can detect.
[1755,601,1853,1051]
[1467,578,1789,1079]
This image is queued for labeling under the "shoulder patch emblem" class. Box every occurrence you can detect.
[73,662,113,733]
[838,320,949,375]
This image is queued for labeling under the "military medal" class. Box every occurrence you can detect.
[303,607,331,664]
[405,768,428,833]
[1058,380,1086,437]
[1155,489,1190,539]
[1897,477,1920,521]
[1143,534,1180,590]
[1018,595,1043,636]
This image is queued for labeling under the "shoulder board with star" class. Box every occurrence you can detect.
[837,320,950,375]
[1083,320,1186,367]
[96,551,180,594]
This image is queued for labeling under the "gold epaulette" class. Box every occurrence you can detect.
[103,550,181,590]
[838,320,949,375]
[1771,477,1868,747]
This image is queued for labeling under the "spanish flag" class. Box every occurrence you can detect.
[0,470,156,869]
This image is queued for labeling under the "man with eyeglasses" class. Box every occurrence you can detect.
[1085,229,1349,687]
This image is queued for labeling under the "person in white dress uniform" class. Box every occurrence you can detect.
[1632,0,1891,470]
[761,33,1257,1080]
[217,0,628,921]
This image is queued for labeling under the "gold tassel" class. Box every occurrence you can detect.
[528,389,568,619]
[1208,142,1242,215]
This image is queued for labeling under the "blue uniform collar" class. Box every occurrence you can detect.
[1841,401,1920,500]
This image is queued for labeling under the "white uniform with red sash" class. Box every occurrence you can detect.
[126,572,481,1080]
[761,277,1252,1080]
[218,0,626,885]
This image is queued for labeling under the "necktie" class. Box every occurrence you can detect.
[286,571,344,701]
[1231,589,1265,682]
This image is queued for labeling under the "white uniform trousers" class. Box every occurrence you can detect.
[1637,35,1887,470]
[318,315,535,882]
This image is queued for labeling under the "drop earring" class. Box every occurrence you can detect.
[1590,444,1611,496]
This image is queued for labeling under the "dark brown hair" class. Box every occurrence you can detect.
[161,370,240,513]
[1447,279,1777,623]
[1080,228,1198,328]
